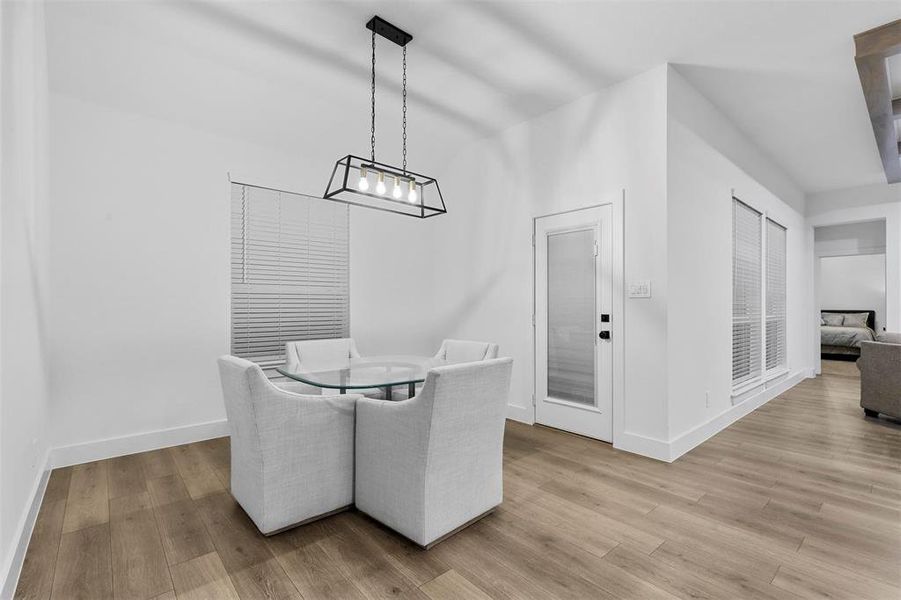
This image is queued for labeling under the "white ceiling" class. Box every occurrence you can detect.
[45,1,901,195]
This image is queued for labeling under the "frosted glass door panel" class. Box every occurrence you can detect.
[547,229,596,405]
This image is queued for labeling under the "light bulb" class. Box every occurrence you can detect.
[357,166,369,191]
[392,177,403,199]
[407,180,418,204]
[375,172,386,195]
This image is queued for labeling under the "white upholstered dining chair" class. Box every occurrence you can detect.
[354,357,513,547]
[217,355,360,535]
[433,339,500,363]
[393,339,499,400]
[285,338,362,372]
[285,338,384,398]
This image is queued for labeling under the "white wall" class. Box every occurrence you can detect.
[46,92,422,461]
[0,0,52,592]
[42,60,817,475]
[421,64,813,461]
[427,65,669,446]
[665,66,812,453]
[819,254,886,332]
[814,220,886,257]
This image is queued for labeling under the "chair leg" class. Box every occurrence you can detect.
[864,408,879,418]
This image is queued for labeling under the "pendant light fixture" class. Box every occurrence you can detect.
[324,16,446,218]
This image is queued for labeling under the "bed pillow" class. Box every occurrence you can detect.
[821,313,844,326]
[842,313,869,328]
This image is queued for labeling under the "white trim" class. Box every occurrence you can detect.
[543,396,605,414]
[669,369,806,461]
[816,245,886,258]
[3,419,230,595]
[765,367,790,383]
[732,367,788,401]
[613,431,672,462]
[731,378,765,400]
[506,403,535,425]
[531,190,625,444]
[49,419,229,469]
[0,450,51,600]
[613,369,805,462]
[610,191,625,452]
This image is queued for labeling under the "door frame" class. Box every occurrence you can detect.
[531,190,625,444]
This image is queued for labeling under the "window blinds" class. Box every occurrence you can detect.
[732,199,762,387]
[230,183,349,367]
[766,219,787,371]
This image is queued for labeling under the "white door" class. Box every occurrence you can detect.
[534,205,613,442]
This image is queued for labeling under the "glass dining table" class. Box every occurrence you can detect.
[276,355,455,400]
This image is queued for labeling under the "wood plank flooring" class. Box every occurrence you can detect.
[15,361,901,599]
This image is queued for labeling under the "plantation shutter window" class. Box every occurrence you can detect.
[230,183,349,368]
[765,219,787,372]
[732,198,762,387]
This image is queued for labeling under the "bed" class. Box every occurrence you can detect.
[820,309,877,360]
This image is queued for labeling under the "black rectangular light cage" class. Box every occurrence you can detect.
[324,154,447,218]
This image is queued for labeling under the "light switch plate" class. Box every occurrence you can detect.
[628,280,652,298]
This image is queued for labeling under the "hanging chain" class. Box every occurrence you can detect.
[402,45,407,174]
[370,28,376,163]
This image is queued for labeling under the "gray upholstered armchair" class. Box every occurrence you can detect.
[858,333,901,420]
[354,357,513,548]
[217,355,361,535]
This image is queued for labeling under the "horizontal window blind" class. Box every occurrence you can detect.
[766,219,787,371]
[733,198,762,387]
[231,183,349,367]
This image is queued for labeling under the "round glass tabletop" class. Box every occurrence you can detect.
[276,355,451,390]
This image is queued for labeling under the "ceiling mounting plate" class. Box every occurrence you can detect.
[366,16,413,47]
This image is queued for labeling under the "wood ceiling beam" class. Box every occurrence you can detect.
[854,19,901,183]
[854,19,901,57]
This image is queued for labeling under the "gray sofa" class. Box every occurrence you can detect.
[858,333,901,420]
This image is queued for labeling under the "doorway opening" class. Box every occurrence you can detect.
[814,220,887,370]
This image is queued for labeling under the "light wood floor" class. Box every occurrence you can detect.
[15,361,901,600]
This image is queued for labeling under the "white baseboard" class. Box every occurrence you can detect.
[50,418,229,469]
[612,370,806,463]
[3,419,230,596]
[614,431,672,461]
[667,369,806,461]
[0,450,50,600]
[506,403,534,424]
[3,369,806,595]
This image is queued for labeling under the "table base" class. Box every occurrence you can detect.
[337,382,416,401]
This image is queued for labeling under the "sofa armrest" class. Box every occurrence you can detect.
[859,341,901,418]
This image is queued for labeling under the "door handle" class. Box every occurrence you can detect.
[598,331,610,340]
